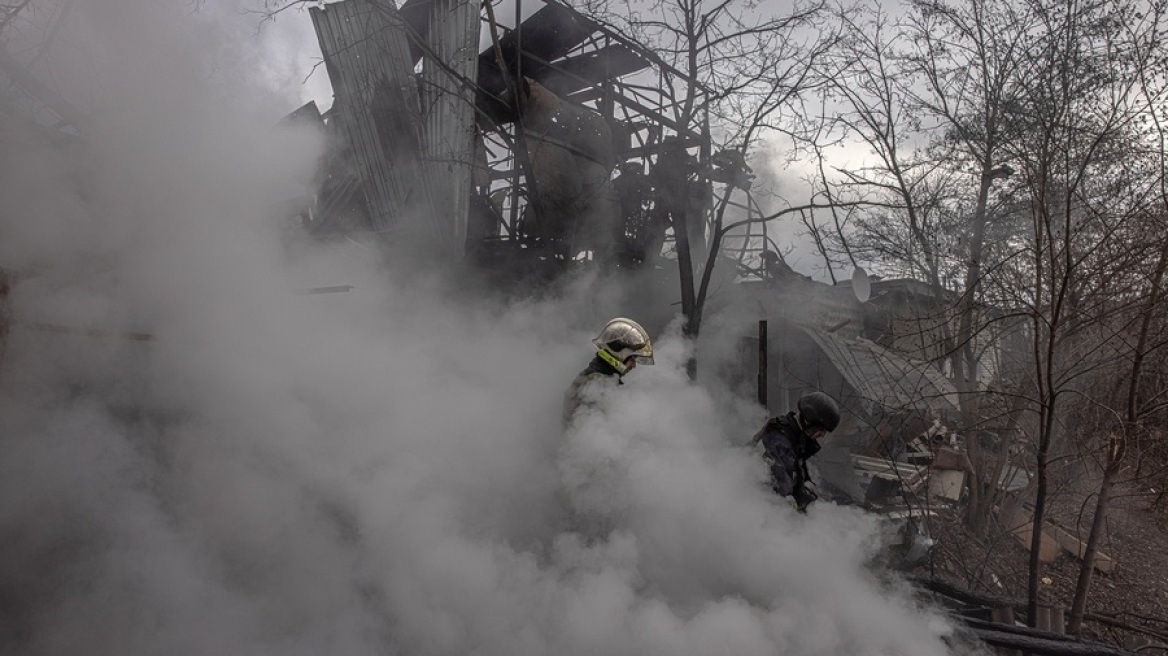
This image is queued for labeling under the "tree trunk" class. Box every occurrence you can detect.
[1029,397,1055,627]
[1066,467,1115,633]
[672,172,698,380]
[1068,233,1168,632]
[960,170,998,536]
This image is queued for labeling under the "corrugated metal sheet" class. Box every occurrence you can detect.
[310,1,433,238]
[420,0,479,251]
[800,327,959,415]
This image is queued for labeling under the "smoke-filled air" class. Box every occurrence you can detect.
[0,1,973,654]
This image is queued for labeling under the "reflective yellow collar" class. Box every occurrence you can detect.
[597,348,628,374]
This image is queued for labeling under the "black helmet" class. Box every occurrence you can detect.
[797,392,840,433]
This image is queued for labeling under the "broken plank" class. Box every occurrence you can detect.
[851,455,926,487]
[1044,523,1116,575]
[1008,521,1061,563]
[999,495,1116,574]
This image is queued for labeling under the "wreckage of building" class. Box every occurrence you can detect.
[285,0,1021,534]
[727,275,1160,654]
[285,0,726,278]
[726,272,969,508]
[286,0,979,470]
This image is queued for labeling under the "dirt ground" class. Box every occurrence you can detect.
[923,477,1168,649]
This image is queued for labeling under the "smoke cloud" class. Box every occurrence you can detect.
[0,1,976,654]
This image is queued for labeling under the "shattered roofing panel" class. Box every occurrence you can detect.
[474,2,650,122]
[476,0,599,102]
[310,0,433,236]
[801,327,959,415]
[493,2,598,64]
[477,44,650,123]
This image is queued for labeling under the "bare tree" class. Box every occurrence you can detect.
[994,0,1168,626]
[813,0,1029,543]
[574,0,840,378]
[818,4,949,287]
[898,0,1031,537]
[1064,0,1168,633]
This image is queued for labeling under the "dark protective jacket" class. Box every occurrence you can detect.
[562,354,622,427]
[751,412,822,510]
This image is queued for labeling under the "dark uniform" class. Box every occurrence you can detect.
[751,412,822,511]
[562,354,622,427]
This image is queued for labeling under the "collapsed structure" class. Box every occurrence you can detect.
[284,0,999,539]
[286,0,722,277]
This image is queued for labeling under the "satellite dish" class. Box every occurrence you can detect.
[851,266,871,303]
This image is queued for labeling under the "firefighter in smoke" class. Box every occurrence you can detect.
[750,392,841,512]
[563,317,654,427]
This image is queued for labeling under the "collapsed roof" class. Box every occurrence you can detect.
[801,326,959,417]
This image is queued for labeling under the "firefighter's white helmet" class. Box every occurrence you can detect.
[592,317,654,373]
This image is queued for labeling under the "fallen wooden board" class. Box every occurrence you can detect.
[850,455,929,490]
[1000,496,1116,574]
[1044,522,1116,575]
[1008,520,1061,563]
[852,455,927,488]
[928,468,964,501]
[854,469,926,495]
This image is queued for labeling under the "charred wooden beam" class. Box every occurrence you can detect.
[914,576,1166,650]
[966,625,1134,656]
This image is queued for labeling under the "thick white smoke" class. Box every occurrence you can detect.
[0,2,974,655]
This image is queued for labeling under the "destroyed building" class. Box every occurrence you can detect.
[284,0,1010,516]
[723,271,963,509]
[286,0,974,442]
[285,0,715,280]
